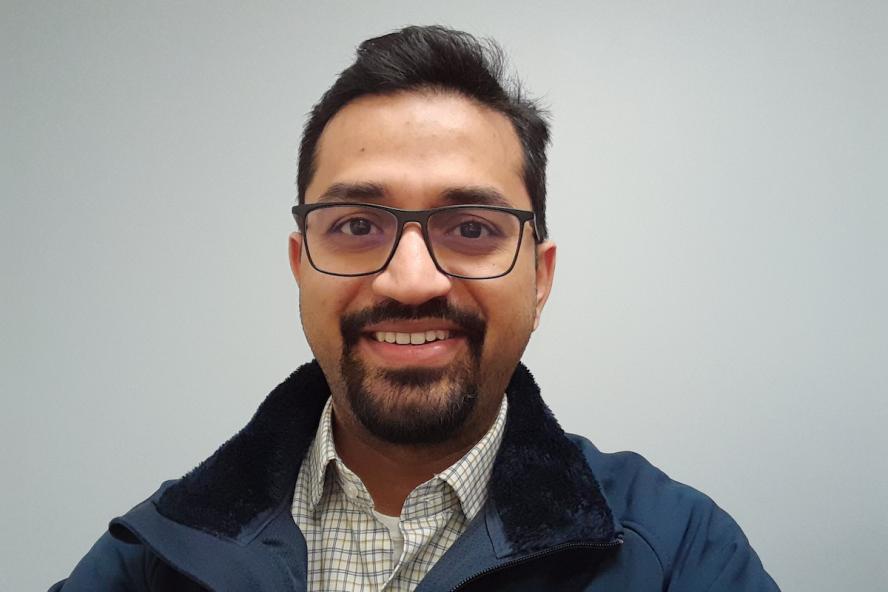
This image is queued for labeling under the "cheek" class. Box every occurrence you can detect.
[475,274,537,352]
[298,276,363,360]
[470,279,536,397]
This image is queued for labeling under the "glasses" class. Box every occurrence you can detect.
[291,202,538,279]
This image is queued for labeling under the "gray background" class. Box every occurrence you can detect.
[3,1,886,590]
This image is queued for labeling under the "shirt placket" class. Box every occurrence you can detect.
[380,480,460,591]
[336,462,397,590]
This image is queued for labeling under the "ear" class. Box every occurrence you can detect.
[532,240,556,331]
[288,231,304,286]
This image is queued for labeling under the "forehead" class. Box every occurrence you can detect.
[306,91,530,210]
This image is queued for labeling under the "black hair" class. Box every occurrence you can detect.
[296,25,551,240]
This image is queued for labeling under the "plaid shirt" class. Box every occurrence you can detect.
[291,396,508,592]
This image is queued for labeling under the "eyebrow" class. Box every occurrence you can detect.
[317,182,388,203]
[315,182,513,208]
[439,186,513,208]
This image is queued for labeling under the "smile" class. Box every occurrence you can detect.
[372,330,452,345]
[358,325,464,366]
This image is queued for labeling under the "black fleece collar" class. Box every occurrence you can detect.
[157,361,616,553]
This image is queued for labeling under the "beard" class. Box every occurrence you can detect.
[338,298,486,445]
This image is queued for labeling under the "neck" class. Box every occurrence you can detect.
[331,399,500,516]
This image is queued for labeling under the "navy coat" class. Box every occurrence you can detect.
[51,362,780,591]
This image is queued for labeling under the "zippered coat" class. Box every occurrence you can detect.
[51,362,780,591]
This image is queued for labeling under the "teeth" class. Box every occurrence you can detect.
[371,330,451,344]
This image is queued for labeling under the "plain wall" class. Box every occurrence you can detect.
[3,1,886,590]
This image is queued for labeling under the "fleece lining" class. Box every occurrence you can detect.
[157,361,615,552]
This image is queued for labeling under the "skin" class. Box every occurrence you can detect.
[289,90,556,516]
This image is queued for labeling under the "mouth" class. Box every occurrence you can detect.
[357,324,466,366]
[369,329,453,345]
[340,299,486,369]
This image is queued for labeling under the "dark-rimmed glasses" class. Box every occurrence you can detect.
[291,203,539,279]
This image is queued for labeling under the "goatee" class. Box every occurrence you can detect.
[339,298,486,445]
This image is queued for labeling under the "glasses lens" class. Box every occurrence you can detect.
[303,205,398,275]
[428,208,522,278]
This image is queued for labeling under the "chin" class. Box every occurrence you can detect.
[340,351,480,445]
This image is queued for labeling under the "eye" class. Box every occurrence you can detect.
[429,208,514,254]
[447,217,502,239]
[333,217,379,236]
[458,221,487,238]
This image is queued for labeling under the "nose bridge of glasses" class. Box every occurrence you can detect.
[397,210,432,231]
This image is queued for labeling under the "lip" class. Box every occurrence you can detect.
[357,332,466,366]
[361,320,463,334]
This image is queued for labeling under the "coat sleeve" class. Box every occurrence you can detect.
[665,496,780,591]
[49,531,150,592]
[591,449,780,592]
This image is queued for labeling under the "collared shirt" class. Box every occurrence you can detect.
[291,396,508,592]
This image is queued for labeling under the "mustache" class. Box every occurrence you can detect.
[340,297,486,352]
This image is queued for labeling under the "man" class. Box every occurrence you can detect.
[52,26,779,591]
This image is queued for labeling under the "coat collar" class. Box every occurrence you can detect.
[157,360,616,553]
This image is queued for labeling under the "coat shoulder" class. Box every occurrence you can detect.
[566,435,779,590]
[49,482,206,592]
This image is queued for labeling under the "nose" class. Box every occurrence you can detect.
[371,224,452,305]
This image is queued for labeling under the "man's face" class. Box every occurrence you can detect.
[290,91,555,446]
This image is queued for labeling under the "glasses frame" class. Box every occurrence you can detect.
[291,202,540,280]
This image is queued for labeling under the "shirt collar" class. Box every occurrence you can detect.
[304,398,339,511]
[304,395,508,521]
[437,397,507,521]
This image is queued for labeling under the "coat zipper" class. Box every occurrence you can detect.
[449,537,623,591]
